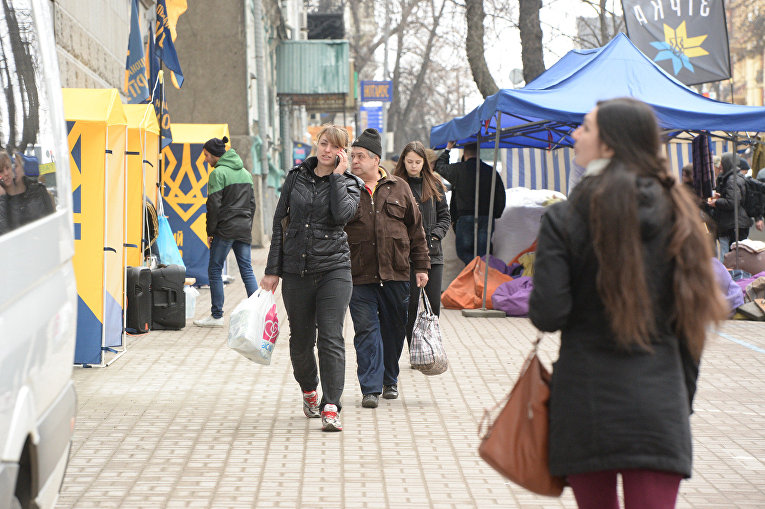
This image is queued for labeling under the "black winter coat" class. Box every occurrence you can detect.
[529,175,696,478]
[714,170,753,232]
[407,177,450,265]
[434,151,506,220]
[265,157,362,276]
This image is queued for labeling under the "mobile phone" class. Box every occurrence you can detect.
[335,155,341,168]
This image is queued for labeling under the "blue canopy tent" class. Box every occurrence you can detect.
[431,33,765,151]
[432,33,765,314]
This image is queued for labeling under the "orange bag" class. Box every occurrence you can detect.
[441,257,512,309]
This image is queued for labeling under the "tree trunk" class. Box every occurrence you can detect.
[518,0,545,84]
[465,0,499,98]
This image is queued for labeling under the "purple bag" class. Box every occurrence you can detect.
[711,257,744,316]
[491,277,533,317]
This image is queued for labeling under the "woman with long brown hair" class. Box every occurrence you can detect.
[529,98,727,508]
[393,141,450,349]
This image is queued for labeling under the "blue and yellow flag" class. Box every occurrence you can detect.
[125,0,149,103]
[147,26,172,149]
[155,0,184,89]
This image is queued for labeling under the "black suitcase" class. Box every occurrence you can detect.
[126,266,152,333]
[151,264,186,330]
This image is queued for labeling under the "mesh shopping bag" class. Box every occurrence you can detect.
[410,289,448,375]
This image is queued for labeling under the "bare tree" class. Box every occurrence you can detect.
[0,0,39,152]
[575,0,624,49]
[518,0,544,83]
[465,0,499,98]
[387,0,448,149]
[346,0,418,78]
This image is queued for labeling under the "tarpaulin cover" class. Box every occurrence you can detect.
[64,88,127,364]
[431,33,765,150]
[161,123,230,285]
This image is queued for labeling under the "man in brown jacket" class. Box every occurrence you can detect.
[345,129,430,408]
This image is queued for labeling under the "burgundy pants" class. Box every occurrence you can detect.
[567,469,683,509]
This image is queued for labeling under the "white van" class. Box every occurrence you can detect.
[0,1,78,508]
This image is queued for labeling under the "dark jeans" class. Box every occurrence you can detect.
[717,227,750,261]
[209,236,258,318]
[455,215,492,265]
[349,281,410,395]
[281,268,352,412]
[406,264,444,346]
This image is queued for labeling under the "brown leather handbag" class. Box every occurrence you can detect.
[478,333,565,497]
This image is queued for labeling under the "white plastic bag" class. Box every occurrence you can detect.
[227,289,280,365]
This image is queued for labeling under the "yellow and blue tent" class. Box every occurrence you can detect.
[63,88,127,366]
[160,123,230,285]
[124,104,160,268]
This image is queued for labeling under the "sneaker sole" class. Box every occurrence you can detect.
[382,392,398,399]
[322,422,342,432]
[304,408,321,418]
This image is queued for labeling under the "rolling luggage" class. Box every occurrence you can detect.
[126,266,151,333]
[151,264,186,330]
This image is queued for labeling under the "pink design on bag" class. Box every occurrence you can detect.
[263,304,279,344]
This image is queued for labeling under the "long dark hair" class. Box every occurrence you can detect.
[393,141,446,202]
[589,97,726,359]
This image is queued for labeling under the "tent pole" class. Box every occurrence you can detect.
[733,134,740,270]
[473,133,481,260]
[463,114,506,318]
[482,112,502,309]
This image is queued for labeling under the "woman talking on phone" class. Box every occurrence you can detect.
[261,125,362,432]
[529,98,727,508]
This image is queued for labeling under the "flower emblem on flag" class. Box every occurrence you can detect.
[650,21,709,75]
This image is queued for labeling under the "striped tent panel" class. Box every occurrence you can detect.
[501,139,733,195]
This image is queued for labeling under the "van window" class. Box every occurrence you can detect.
[0,0,60,235]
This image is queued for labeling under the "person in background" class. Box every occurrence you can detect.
[434,141,505,265]
[345,128,430,409]
[707,152,762,261]
[0,149,54,235]
[261,125,361,432]
[194,136,258,327]
[529,97,727,509]
[393,141,450,348]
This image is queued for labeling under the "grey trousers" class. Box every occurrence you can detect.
[281,268,352,412]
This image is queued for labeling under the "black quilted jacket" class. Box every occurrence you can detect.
[265,157,362,276]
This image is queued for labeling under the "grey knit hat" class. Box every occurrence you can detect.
[352,128,382,158]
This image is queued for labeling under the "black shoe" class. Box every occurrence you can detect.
[361,394,379,408]
[382,384,398,399]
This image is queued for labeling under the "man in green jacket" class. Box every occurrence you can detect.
[194,136,258,327]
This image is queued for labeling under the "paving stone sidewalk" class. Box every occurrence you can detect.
[57,247,765,508]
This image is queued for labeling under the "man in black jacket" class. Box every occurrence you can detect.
[434,141,506,265]
[194,137,258,327]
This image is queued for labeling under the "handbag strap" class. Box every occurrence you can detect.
[478,331,546,439]
[420,287,433,314]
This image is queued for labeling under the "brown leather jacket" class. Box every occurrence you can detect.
[345,169,430,285]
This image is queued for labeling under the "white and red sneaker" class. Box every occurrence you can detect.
[302,390,320,418]
[321,404,342,432]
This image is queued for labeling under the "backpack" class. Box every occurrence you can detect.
[743,177,765,219]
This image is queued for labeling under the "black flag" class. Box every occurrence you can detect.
[621,0,731,85]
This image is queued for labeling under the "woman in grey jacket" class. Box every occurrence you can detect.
[393,141,450,348]
[529,98,727,508]
[261,125,361,432]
